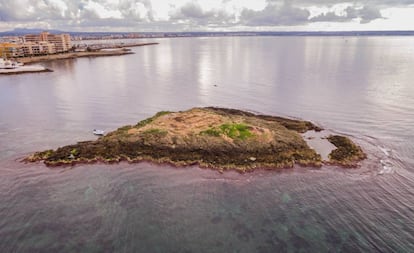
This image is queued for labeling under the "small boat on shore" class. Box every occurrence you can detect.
[93,129,105,136]
[0,58,23,69]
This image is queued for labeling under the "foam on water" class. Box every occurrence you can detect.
[377,146,401,175]
[379,160,395,175]
[379,146,391,157]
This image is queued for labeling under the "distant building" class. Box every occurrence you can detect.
[0,43,23,58]
[0,36,23,43]
[24,34,40,43]
[21,41,56,56]
[23,32,71,53]
[126,33,141,38]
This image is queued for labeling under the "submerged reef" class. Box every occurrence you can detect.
[25,107,366,172]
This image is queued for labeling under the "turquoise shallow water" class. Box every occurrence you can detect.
[0,36,413,252]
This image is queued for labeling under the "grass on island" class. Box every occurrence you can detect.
[25,107,365,172]
[201,123,253,140]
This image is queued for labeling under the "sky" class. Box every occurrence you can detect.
[0,0,414,32]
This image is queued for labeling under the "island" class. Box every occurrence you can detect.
[25,107,366,172]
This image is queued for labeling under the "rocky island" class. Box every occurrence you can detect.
[26,107,366,172]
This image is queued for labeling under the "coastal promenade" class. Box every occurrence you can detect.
[82,42,159,50]
[0,50,131,74]
[0,65,52,75]
[0,42,159,74]
[17,48,134,64]
[16,42,159,64]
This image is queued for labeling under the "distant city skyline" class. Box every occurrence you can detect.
[0,0,413,32]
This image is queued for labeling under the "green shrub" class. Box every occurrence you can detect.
[200,123,253,140]
[220,123,253,140]
[70,148,79,156]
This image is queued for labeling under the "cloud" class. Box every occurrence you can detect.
[83,1,122,19]
[0,0,411,31]
[310,5,384,23]
[356,5,384,23]
[0,0,153,22]
[169,2,235,27]
[171,2,212,20]
[267,0,414,7]
[117,0,155,21]
[240,3,310,26]
[310,11,350,22]
[0,0,63,21]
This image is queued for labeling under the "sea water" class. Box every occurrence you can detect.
[1,36,413,252]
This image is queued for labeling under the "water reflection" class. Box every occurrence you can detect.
[43,58,76,73]
[1,36,414,252]
[1,36,414,158]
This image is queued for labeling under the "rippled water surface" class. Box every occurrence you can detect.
[1,37,414,252]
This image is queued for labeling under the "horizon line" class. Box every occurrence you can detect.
[3,29,414,34]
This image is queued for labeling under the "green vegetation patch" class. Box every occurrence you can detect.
[201,123,253,140]
[135,111,171,128]
[220,123,253,140]
[327,135,366,165]
[70,148,79,156]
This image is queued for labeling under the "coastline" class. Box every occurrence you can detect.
[86,42,159,50]
[0,42,159,74]
[17,42,159,64]
[17,49,134,64]
[0,65,53,75]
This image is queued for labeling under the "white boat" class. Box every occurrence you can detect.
[93,129,105,136]
[0,58,23,69]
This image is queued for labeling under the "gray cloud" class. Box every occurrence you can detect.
[118,0,154,21]
[310,12,350,22]
[310,5,384,23]
[357,5,384,23]
[0,0,411,31]
[172,2,209,19]
[240,3,310,26]
[0,0,153,22]
[0,0,64,21]
[74,18,141,28]
[170,2,235,27]
[267,0,414,7]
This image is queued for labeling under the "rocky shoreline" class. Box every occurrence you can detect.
[25,107,366,173]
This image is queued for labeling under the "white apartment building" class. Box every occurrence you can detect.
[21,42,56,56]
[24,32,71,54]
